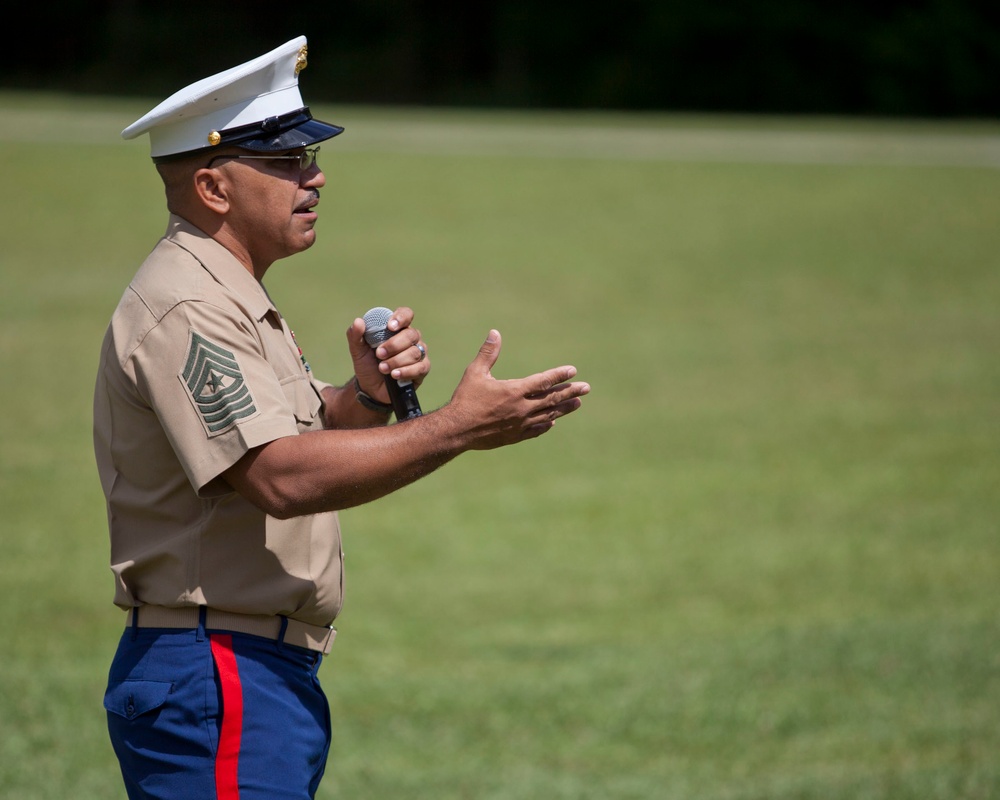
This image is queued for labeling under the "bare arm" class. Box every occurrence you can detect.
[223,329,588,518]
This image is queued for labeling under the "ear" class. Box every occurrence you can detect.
[192,168,231,215]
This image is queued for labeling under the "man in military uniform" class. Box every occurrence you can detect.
[93,36,588,800]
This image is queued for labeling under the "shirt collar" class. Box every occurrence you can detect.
[164,214,276,322]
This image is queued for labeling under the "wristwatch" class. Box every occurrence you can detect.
[353,377,393,414]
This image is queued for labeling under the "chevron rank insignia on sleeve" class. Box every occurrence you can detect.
[181,332,258,434]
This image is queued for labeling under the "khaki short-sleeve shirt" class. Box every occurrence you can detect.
[93,215,343,626]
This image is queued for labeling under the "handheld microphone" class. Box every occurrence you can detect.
[362,306,423,421]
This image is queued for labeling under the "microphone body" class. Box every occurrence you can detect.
[362,307,423,421]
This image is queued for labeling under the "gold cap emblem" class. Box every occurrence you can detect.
[295,45,308,75]
[207,131,221,146]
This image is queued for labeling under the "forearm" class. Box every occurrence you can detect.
[226,329,588,519]
[227,404,469,517]
[319,382,392,430]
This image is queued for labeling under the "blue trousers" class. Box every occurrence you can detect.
[104,615,331,799]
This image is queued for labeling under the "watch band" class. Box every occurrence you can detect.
[353,377,393,414]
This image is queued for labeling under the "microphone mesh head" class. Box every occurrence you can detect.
[362,306,393,347]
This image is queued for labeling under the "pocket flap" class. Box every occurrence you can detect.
[281,375,323,425]
[104,680,173,720]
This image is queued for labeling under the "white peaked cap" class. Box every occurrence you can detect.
[122,36,343,162]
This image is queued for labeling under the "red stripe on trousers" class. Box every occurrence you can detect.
[210,634,243,800]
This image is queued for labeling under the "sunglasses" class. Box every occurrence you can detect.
[206,146,320,171]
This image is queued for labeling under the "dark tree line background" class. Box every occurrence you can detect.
[3,0,998,116]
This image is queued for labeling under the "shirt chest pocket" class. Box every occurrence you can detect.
[280,374,323,431]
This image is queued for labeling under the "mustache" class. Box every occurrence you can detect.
[297,189,320,211]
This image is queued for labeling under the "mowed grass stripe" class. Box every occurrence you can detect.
[1,92,999,167]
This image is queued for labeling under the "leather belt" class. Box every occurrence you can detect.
[126,606,337,655]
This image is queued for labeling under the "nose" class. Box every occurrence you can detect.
[301,161,325,189]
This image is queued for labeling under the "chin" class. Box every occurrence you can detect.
[294,229,318,251]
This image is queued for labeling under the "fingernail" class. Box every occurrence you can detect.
[388,318,399,330]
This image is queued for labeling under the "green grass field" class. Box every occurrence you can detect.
[1,92,999,799]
